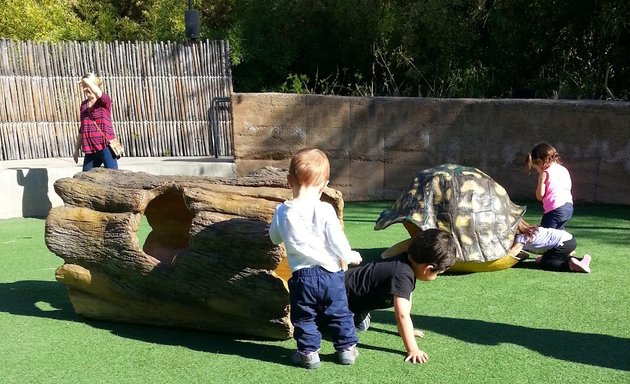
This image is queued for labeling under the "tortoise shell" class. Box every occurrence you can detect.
[375,164,525,265]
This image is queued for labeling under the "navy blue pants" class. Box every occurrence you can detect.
[541,203,573,230]
[289,267,358,353]
[83,148,118,171]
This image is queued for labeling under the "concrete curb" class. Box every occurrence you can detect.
[0,157,236,219]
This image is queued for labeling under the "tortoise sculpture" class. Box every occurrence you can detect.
[375,164,526,272]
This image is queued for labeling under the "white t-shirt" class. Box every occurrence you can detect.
[269,199,358,273]
[515,226,573,253]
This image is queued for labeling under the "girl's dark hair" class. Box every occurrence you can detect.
[525,142,561,173]
[407,229,457,271]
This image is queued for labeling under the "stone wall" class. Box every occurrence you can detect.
[232,93,630,205]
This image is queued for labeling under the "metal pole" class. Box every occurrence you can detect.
[210,97,230,158]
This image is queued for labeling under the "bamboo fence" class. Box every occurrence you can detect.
[0,39,233,161]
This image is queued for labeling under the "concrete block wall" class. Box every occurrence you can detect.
[232,93,630,205]
[3,94,628,219]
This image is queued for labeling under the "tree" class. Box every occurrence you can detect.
[1,0,628,99]
[0,0,94,41]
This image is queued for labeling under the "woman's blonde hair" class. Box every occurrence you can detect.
[288,148,330,188]
[80,72,103,88]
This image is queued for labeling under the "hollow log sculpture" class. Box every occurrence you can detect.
[45,167,345,340]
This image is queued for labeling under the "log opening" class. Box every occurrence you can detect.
[142,188,194,265]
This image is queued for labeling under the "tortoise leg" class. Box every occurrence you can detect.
[403,221,420,237]
[381,237,413,258]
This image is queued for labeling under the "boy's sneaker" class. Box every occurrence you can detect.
[569,255,591,273]
[338,345,359,365]
[355,312,371,332]
[291,350,320,369]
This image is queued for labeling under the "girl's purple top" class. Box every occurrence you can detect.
[515,227,573,253]
[542,162,573,213]
[79,92,114,154]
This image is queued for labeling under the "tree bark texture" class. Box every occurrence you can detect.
[45,167,344,340]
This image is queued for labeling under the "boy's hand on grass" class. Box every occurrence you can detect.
[414,329,425,338]
[404,349,429,364]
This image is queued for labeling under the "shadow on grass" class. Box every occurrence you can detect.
[354,248,388,263]
[0,280,294,366]
[509,259,542,270]
[5,279,628,371]
[369,311,630,371]
[0,280,75,321]
[91,321,294,366]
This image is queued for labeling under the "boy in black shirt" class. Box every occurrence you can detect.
[345,229,457,364]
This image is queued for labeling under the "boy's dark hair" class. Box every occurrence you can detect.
[407,229,457,271]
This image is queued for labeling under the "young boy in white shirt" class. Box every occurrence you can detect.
[269,148,362,369]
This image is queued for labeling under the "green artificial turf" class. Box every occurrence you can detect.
[1,201,629,383]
